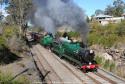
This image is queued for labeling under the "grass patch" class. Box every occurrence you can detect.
[0,71,29,84]
[95,56,116,72]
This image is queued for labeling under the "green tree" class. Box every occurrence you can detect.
[105,0,125,16]
[113,0,125,8]
[113,0,125,16]
[105,5,115,16]
[0,0,8,4]
[6,0,33,36]
[95,9,104,16]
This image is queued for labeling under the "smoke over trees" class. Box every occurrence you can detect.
[1,0,89,42]
[32,0,89,42]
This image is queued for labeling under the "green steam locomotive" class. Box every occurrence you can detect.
[38,33,98,72]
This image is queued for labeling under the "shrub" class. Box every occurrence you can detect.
[95,56,104,65]
[0,36,5,46]
[110,62,116,72]
[103,60,110,70]
[68,31,80,38]
[95,56,116,72]
[55,32,63,37]
[3,25,18,38]
[115,22,125,36]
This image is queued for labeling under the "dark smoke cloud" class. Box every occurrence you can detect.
[32,0,89,42]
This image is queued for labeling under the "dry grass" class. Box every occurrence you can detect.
[115,66,125,78]
[95,56,125,79]
[0,71,29,84]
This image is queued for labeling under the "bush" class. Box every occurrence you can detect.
[95,56,104,65]
[3,25,19,38]
[115,21,125,36]
[103,60,110,70]
[110,62,116,72]
[68,31,80,38]
[0,36,6,46]
[55,32,63,37]
[95,56,116,72]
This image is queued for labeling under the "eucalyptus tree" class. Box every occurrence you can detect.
[6,0,33,35]
[105,0,125,16]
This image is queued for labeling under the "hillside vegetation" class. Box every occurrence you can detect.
[88,20,125,48]
[89,21,125,78]
[0,24,29,84]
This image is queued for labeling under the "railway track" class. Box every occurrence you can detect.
[31,44,125,84]
[51,48,125,84]
[32,45,84,83]
[32,46,63,83]
[96,68,125,84]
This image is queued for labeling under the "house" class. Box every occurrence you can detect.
[94,14,124,25]
[122,13,125,19]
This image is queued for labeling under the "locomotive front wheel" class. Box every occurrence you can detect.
[93,68,97,72]
[59,54,63,59]
[83,69,87,73]
[92,60,97,64]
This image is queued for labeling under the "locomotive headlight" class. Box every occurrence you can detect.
[90,50,94,54]
[89,62,92,65]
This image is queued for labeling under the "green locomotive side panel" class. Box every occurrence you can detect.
[62,54,82,66]
[53,42,82,66]
[62,42,81,55]
[40,35,53,46]
[53,43,65,57]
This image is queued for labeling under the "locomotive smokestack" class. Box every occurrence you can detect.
[31,0,89,44]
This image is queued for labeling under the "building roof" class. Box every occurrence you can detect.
[106,17,124,20]
[122,13,125,16]
[95,14,113,18]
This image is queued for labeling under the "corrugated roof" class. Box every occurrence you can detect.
[95,14,113,18]
[122,13,125,16]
